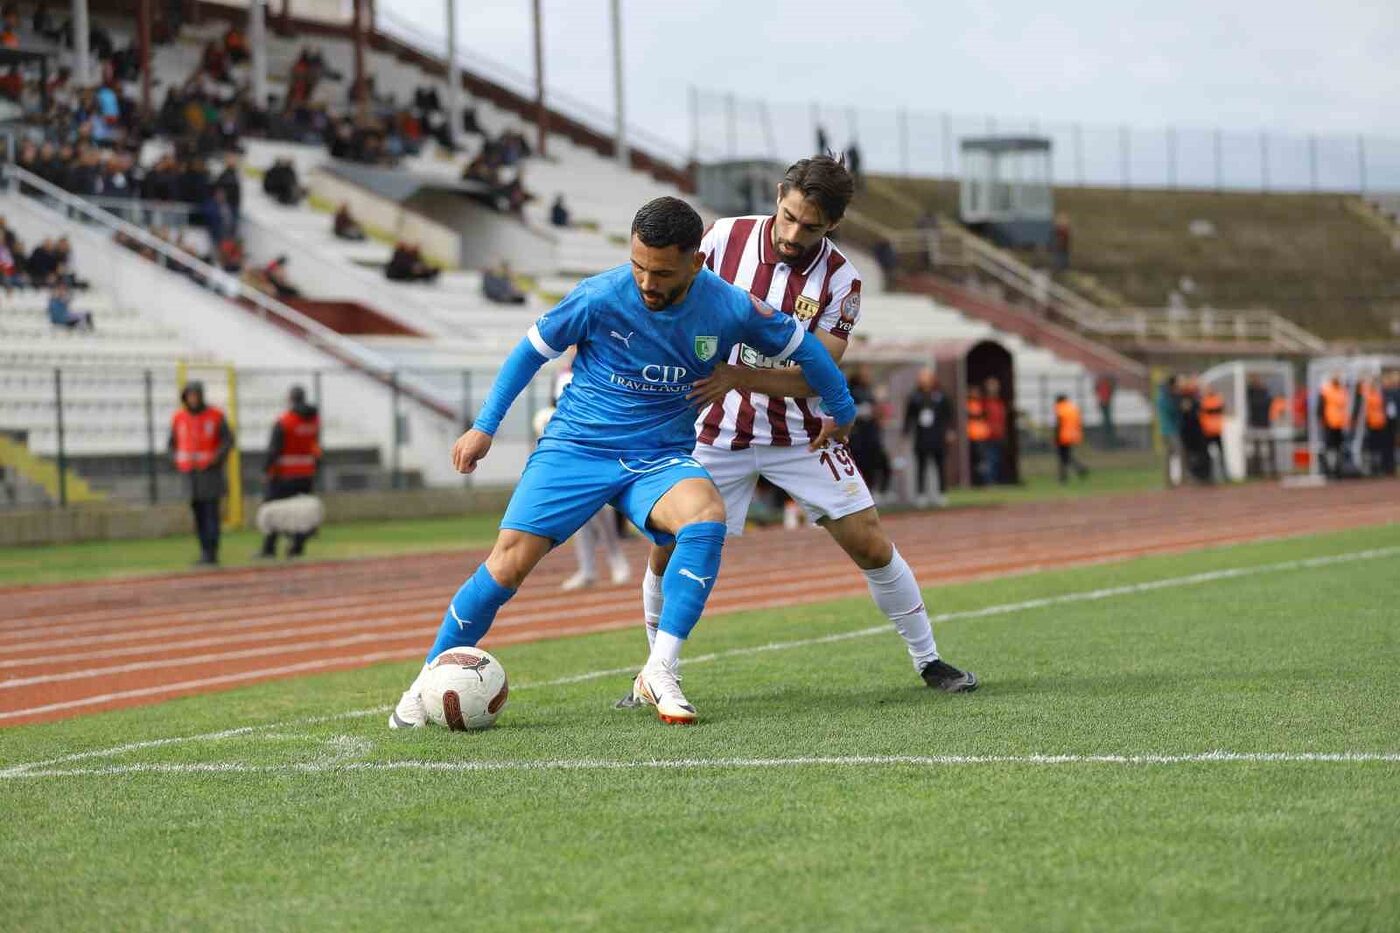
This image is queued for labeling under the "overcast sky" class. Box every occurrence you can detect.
[378,0,1397,186]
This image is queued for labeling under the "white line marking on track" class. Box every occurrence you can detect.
[2,545,1395,769]
[3,751,1398,779]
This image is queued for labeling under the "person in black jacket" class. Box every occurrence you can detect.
[847,367,891,502]
[903,367,953,507]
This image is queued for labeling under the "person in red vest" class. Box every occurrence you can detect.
[168,382,234,566]
[260,385,322,558]
[1053,394,1089,483]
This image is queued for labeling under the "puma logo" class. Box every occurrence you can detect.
[678,569,713,588]
[610,330,634,348]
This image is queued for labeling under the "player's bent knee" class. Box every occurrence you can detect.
[485,530,551,588]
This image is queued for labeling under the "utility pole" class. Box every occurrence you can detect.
[249,0,268,111]
[611,0,628,169]
[71,0,90,86]
[444,0,460,150]
[352,0,368,123]
[138,0,151,118]
[532,0,547,156]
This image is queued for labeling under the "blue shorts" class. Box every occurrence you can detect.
[500,440,713,546]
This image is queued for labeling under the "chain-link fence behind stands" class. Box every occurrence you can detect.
[691,89,1400,193]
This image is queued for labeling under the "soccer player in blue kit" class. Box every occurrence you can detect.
[390,197,857,727]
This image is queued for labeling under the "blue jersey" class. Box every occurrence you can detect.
[529,265,809,453]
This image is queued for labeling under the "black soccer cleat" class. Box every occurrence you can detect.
[920,659,979,693]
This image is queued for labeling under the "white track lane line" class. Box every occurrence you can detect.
[1,545,1395,765]
[4,751,1399,779]
[8,540,1388,686]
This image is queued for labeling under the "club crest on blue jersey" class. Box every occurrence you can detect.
[694,335,719,361]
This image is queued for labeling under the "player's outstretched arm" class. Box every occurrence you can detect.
[687,331,849,408]
[786,330,857,446]
[457,334,550,473]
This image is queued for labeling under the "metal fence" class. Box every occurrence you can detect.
[690,88,1400,193]
[0,362,555,510]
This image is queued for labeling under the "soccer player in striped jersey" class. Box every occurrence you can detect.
[621,157,977,701]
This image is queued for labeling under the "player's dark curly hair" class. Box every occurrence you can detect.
[631,196,704,253]
[779,156,855,223]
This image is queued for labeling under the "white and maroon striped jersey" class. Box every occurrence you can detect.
[696,215,862,450]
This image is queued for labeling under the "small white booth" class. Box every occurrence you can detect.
[1305,355,1400,477]
[1199,360,1296,480]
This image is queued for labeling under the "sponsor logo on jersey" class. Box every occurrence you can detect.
[694,335,719,361]
[793,295,821,321]
[609,363,694,393]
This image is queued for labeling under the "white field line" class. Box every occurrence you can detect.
[4,751,1399,780]
[2,544,1396,769]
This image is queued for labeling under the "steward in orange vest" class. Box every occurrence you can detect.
[168,381,234,565]
[1198,388,1230,481]
[1053,395,1088,483]
[260,385,322,559]
[966,389,991,486]
[1317,376,1349,478]
[1360,379,1389,476]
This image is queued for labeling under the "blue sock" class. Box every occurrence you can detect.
[426,564,517,661]
[658,521,727,640]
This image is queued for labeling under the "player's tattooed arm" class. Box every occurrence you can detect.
[687,330,847,406]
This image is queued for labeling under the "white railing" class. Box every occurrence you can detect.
[373,8,690,168]
[843,207,1328,353]
[3,163,460,422]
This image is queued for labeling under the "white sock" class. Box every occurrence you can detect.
[862,546,939,670]
[641,565,662,650]
[647,630,684,669]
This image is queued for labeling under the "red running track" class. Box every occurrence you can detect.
[1,482,1396,727]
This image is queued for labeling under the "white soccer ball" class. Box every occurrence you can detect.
[421,647,509,731]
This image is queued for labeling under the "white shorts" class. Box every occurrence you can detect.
[694,442,876,536]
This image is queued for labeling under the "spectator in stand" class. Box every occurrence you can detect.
[1094,373,1116,447]
[201,186,235,247]
[0,240,19,291]
[846,141,862,188]
[873,238,898,287]
[216,236,244,274]
[223,25,249,64]
[262,158,304,206]
[550,194,571,228]
[142,153,180,201]
[983,377,1009,484]
[169,381,235,566]
[177,157,211,204]
[261,255,301,300]
[385,241,438,283]
[27,237,60,287]
[0,66,22,102]
[1051,213,1072,272]
[1053,394,1089,483]
[903,367,952,507]
[1157,374,1183,487]
[333,203,366,241]
[0,10,20,48]
[214,153,241,221]
[482,260,526,305]
[47,284,94,330]
[815,124,829,155]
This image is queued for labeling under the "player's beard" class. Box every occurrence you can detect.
[641,281,688,310]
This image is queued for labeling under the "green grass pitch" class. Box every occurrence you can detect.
[2,524,1397,931]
